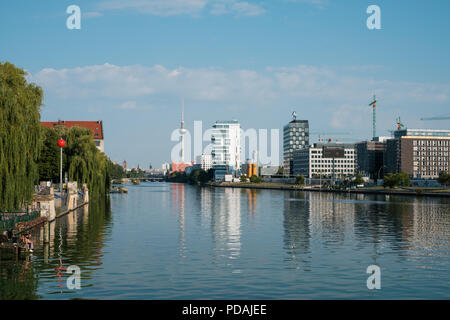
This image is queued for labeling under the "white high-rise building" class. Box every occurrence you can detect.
[211,120,241,170]
[196,154,212,171]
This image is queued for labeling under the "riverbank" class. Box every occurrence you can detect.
[209,182,450,197]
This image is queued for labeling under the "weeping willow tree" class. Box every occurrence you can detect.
[38,125,111,199]
[0,62,43,211]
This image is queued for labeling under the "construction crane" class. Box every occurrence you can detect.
[420,113,450,121]
[369,95,377,139]
[396,117,405,130]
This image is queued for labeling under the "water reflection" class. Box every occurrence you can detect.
[211,188,242,261]
[0,199,112,299]
[170,183,186,258]
[1,184,449,299]
[283,192,311,271]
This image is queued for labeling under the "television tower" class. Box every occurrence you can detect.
[179,98,187,162]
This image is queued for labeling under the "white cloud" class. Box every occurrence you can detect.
[83,11,104,19]
[30,63,450,139]
[97,0,265,17]
[30,63,450,105]
[120,100,154,110]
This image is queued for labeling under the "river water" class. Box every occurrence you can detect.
[1,182,449,299]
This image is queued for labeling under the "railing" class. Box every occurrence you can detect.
[0,211,41,232]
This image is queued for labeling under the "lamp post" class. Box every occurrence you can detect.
[377,165,386,181]
[57,139,66,193]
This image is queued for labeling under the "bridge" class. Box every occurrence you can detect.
[111,175,166,184]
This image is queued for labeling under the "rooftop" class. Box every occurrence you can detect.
[395,128,450,139]
[41,120,104,140]
[214,120,239,124]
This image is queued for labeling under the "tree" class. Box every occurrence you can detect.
[397,172,411,187]
[276,167,284,175]
[0,62,43,210]
[438,172,450,186]
[188,169,202,184]
[295,174,305,185]
[353,173,365,185]
[37,126,60,182]
[383,172,410,188]
[110,162,126,180]
[250,175,262,183]
[167,171,187,183]
[240,175,248,183]
[38,125,111,198]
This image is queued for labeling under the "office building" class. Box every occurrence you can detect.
[283,116,309,176]
[241,160,258,177]
[385,129,450,179]
[355,138,387,179]
[293,143,356,179]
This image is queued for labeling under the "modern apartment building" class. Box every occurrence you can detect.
[293,143,356,179]
[196,154,213,171]
[283,118,309,176]
[211,120,241,171]
[385,129,450,179]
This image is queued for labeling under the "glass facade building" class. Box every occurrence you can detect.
[283,120,309,176]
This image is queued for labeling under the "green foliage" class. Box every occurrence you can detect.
[353,173,365,185]
[276,167,284,175]
[127,168,145,179]
[295,174,305,185]
[240,174,248,182]
[383,172,411,188]
[250,175,263,183]
[110,162,126,180]
[38,125,111,199]
[167,171,187,183]
[438,172,450,186]
[37,126,61,182]
[0,62,43,210]
[188,168,213,185]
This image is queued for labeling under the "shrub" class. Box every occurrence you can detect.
[250,175,262,183]
[295,174,305,185]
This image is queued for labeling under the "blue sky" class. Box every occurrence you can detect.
[1,0,450,167]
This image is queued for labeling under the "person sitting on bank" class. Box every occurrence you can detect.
[25,234,34,252]
[1,230,9,243]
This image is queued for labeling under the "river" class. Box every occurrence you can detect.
[1,182,449,299]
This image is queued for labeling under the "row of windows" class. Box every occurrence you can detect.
[413,157,449,162]
[413,140,450,146]
[311,150,355,154]
[413,153,449,158]
[311,155,355,159]
[414,163,448,168]
[414,147,449,152]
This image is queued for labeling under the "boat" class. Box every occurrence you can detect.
[110,186,128,194]
[131,179,141,185]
